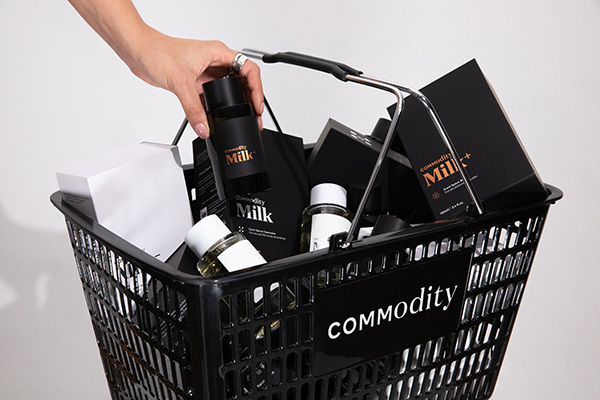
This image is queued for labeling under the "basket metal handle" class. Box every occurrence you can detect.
[247,49,485,249]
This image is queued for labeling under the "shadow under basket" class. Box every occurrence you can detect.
[51,167,562,400]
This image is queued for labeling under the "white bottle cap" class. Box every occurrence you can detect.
[185,215,232,258]
[310,183,347,208]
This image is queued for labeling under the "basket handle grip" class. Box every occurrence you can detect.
[255,50,363,81]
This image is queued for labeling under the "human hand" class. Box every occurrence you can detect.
[128,30,264,138]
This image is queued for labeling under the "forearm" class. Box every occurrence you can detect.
[67,0,153,69]
[67,0,264,138]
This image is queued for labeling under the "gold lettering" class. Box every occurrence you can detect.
[225,149,259,165]
[225,153,239,165]
[422,153,471,187]
[423,168,443,187]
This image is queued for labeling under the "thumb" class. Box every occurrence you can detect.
[175,85,210,139]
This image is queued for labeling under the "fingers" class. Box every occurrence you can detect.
[169,41,265,138]
[238,59,265,130]
[174,81,210,139]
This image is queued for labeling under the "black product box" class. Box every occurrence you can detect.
[306,118,432,223]
[388,59,547,220]
[192,129,308,262]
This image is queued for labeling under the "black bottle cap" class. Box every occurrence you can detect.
[370,118,392,144]
[370,117,408,156]
[371,214,410,236]
[347,183,384,218]
[202,76,245,111]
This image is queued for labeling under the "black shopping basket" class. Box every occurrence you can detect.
[51,51,562,400]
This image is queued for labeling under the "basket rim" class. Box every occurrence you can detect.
[50,183,562,285]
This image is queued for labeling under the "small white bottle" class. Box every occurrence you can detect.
[300,183,353,252]
[185,214,266,276]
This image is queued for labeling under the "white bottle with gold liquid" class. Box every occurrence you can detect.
[300,183,353,252]
[185,214,266,276]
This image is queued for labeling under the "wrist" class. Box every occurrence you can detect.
[115,21,157,71]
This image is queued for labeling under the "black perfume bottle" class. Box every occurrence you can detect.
[202,76,271,198]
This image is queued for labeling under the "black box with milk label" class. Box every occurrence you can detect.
[389,59,548,219]
[192,129,308,262]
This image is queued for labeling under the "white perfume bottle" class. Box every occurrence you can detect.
[300,183,353,252]
[185,214,266,276]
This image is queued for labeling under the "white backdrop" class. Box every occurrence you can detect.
[1,0,598,398]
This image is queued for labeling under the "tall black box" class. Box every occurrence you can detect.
[390,59,547,219]
[192,129,308,262]
[306,118,432,223]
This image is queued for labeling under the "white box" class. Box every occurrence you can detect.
[56,142,193,261]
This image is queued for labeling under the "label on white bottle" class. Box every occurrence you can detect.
[310,214,351,251]
[218,240,267,272]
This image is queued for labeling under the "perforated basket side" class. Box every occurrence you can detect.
[63,215,200,400]
[198,202,551,400]
[52,183,560,400]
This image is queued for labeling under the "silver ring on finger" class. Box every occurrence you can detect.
[231,53,248,74]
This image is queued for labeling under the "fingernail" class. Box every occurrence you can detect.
[260,102,265,115]
[193,123,209,139]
